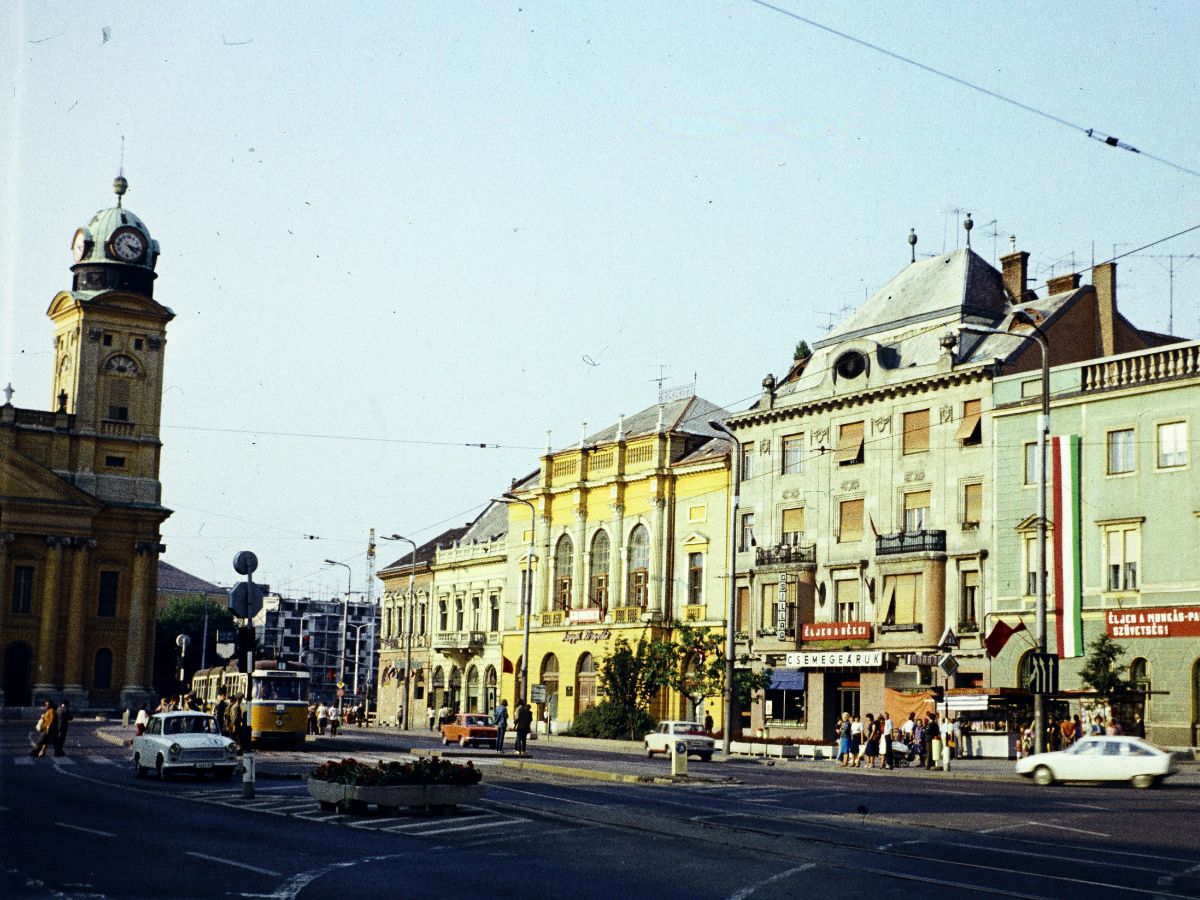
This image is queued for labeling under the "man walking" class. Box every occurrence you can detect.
[53,699,71,756]
[213,688,229,737]
[514,701,533,755]
[493,698,509,752]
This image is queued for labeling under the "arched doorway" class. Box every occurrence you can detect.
[431,666,445,711]
[541,654,560,721]
[466,666,480,713]
[485,666,497,714]
[449,667,463,712]
[3,642,33,707]
[576,653,597,717]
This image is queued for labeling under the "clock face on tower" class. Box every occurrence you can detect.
[72,228,91,262]
[108,226,147,263]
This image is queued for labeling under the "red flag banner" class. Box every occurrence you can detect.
[984,620,1027,659]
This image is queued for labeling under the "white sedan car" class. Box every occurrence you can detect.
[1015,735,1178,789]
[644,721,715,761]
[132,712,238,780]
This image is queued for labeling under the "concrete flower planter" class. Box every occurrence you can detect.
[307,778,485,814]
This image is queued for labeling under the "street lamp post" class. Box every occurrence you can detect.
[707,420,741,756]
[494,493,536,708]
[351,623,368,698]
[383,535,417,730]
[323,559,352,713]
[960,315,1050,754]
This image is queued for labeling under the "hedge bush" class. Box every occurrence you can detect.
[564,702,655,740]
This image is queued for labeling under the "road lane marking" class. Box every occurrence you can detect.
[15,757,33,766]
[926,789,980,796]
[1030,821,1110,837]
[50,757,76,766]
[936,839,1170,875]
[489,783,604,806]
[55,822,115,837]
[87,756,118,766]
[416,819,519,836]
[185,851,280,877]
[1056,801,1106,810]
[726,864,817,900]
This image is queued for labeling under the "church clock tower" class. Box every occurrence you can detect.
[46,175,174,504]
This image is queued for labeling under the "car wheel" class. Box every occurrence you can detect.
[459,736,468,747]
[1131,774,1155,790]
[134,753,147,778]
[155,754,166,780]
[645,744,654,758]
[1032,765,1054,787]
[698,753,713,762]
[442,736,450,746]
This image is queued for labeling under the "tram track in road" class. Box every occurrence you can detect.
[484,774,1200,899]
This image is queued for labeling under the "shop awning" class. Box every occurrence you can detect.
[945,694,990,711]
[769,669,807,691]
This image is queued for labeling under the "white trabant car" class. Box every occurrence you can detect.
[644,721,715,762]
[132,711,238,780]
[1015,735,1178,789]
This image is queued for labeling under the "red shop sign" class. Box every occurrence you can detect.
[802,621,871,642]
[1106,606,1200,639]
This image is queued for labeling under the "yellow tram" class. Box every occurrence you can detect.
[192,659,310,747]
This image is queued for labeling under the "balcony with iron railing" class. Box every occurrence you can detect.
[875,529,947,556]
[755,542,816,569]
[431,630,486,651]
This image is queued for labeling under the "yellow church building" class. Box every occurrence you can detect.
[0,176,172,712]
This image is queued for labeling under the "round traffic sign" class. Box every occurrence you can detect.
[233,551,259,576]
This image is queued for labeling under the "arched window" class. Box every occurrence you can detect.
[467,666,480,712]
[589,531,610,609]
[93,648,114,690]
[576,652,597,715]
[554,535,573,610]
[432,666,445,691]
[627,525,650,606]
[485,665,498,714]
[1130,657,1150,690]
[1017,650,1035,691]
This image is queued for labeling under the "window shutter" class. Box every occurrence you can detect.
[955,399,982,442]
[903,409,930,454]
[781,507,805,535]
[964,483,982,524]
[832,421,865,464]
[839,499,864,541]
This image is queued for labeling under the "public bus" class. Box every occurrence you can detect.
[192,659,310,747]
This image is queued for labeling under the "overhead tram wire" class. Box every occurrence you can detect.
[744,0,1200,180]
[162,423,542,451]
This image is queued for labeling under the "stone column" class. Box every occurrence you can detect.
[121,542,157,708]
[609,504,624,620]
[649,496,666,616]
[62,538,96,703]
[33,536,67,699]
[0,533,14,648]
[573,502,587,610]
[923,557,947,647]
[538,515,552,615]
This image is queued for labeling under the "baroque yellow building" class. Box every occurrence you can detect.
[0,176,172,711]
[498,396,732,731]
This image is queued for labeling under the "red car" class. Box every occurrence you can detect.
[441,713,498,747]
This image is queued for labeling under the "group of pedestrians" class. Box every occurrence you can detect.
[29,699,71,758]
[491,697,534,753]
[307,702,342,736]
[834,710,950,770]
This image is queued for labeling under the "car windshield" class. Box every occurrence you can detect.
[1069,740,1103,756]
[164,716,217,735]
[465,716,490,726]
[672,723,705,735]
[253,677,305,701]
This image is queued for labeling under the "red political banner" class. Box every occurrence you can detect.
[1106,606,1200,639]
[802,621,871,642]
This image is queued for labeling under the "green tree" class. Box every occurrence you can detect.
[660,624,773,734]
[153,595,236,697]
[793,340,812,361]
[1078,634,1132,699]
[596,636,674,740]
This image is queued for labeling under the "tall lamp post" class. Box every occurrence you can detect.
[323,559,352,713]
[383,534,417,730]
[494,493,536,708]
[708,419,741,756]
[960,314,1050,754]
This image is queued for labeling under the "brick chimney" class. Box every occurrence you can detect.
[1046,272,1082,295]
[1093,262,1117,356]
[1000,250,1030,303]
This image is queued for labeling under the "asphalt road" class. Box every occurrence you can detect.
[2,721,1199,899]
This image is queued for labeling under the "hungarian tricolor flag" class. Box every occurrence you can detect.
[1051,434,1084,658]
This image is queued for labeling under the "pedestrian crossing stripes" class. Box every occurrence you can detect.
[195,789,530,838]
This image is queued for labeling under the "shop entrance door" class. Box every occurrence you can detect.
[838,682,860,719]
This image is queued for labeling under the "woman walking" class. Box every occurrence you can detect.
[30,701,57,758]
[836,713,852,767]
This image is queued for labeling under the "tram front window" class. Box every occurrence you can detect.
[254,678,303,701]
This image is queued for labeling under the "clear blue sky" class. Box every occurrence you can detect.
[4,2,1199,599]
